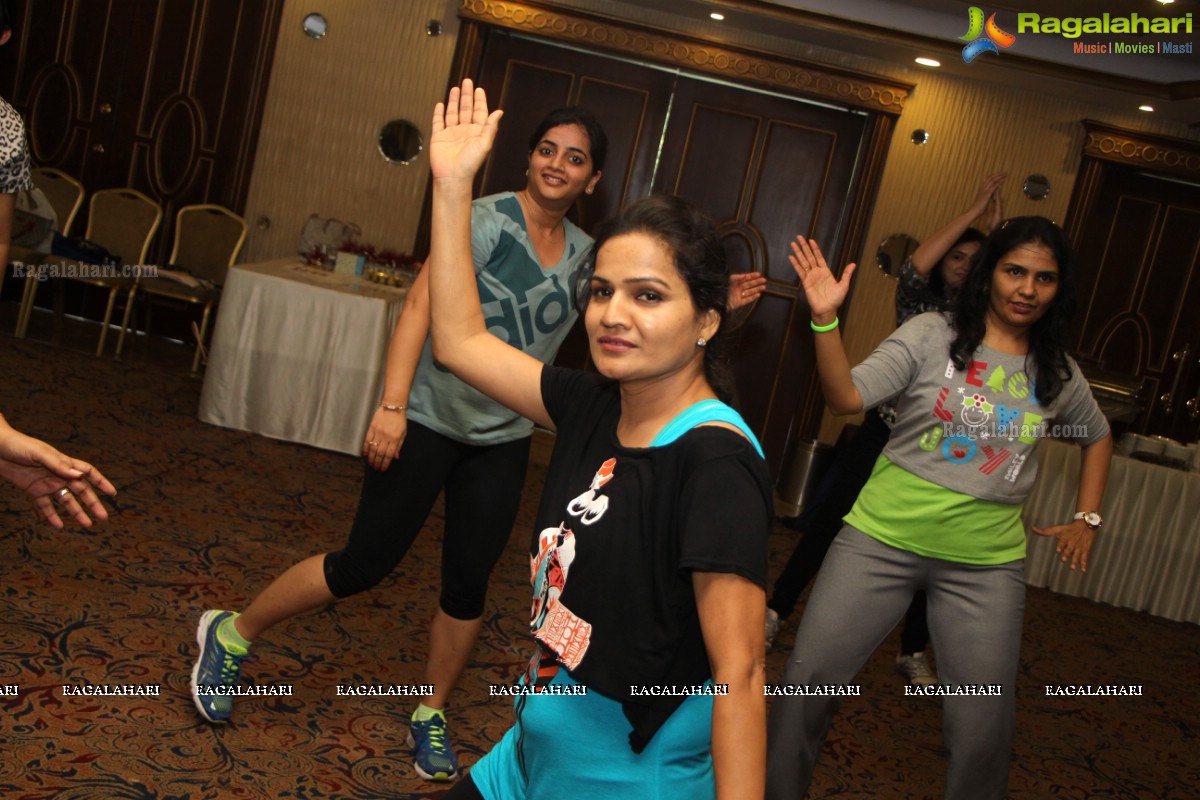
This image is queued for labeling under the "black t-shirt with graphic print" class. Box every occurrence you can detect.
[529,364,771,749]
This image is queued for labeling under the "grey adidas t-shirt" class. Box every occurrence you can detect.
[407,192,591,444]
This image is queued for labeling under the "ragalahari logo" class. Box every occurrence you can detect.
[960,6,1016,63]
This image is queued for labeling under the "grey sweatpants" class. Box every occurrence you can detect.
[766,526,1025,800]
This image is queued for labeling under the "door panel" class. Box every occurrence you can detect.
[2,0,282,261]
[654,77,869,472]
[1071,164,1200,442]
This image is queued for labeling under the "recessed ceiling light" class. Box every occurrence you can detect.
[1139,105,1155,112]
[710,12,725,21]
[1156,0,1174,6]
[915,57,941,67]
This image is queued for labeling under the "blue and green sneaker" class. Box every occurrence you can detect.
[406,708,459,781]
[190,609,248,723]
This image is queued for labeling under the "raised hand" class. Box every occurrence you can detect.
[986,181,1004,231]
[728,272,767,311]
[429,79,504,182]
[972,172,1006,221]
[788,235,855,323]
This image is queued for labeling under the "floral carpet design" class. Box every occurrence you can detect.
[1,331,1197,799]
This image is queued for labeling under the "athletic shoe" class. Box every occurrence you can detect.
[407,710,459,781]
[191,609,248,723]
[895,651,938,688]
[765,608,781,649]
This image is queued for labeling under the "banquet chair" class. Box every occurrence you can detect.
[125,204,247,373]
[30,167,86,234]
[16,187,162,356]
[11,168,85,333]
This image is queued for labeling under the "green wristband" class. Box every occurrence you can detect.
[810,317,839,332]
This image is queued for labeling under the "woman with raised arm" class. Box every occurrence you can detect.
[190,104,610,781]
[766,172,1005,691]
[766,218,1112,800]
[429,80,771,800]
[190,93,765,785]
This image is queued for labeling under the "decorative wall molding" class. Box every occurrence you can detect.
[1082,120,1200,178]
[458,0,911,114]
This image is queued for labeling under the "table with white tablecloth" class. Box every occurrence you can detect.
[1022,438,1200,624]
[198,258,409,456]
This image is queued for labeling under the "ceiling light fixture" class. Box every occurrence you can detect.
[915,57,941,67]
[710,12,725,21]
[1139,105,1155,112]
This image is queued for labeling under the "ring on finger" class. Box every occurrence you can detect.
[56,488,72,500]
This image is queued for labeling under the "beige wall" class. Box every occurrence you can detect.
[240,0,461,263]
[243,0,1200,442]
[823,67,1199,441]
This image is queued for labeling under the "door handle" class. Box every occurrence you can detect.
[1189,355,1200,419]
[1160,344,1190,414]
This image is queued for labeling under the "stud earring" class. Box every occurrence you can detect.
[697,337,707,347]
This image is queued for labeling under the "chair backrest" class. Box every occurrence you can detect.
[169,204,248,286]
[31,167,85,234]
[85,187,163,267]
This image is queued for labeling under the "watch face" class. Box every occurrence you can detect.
[1084,512,1102,528]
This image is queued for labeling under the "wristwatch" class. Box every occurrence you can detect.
[1073,511,1103,530]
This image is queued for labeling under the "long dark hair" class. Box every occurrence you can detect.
[925,226,986,303]
[574,195,735,403]
[950,216,1077,405]
[527,107,607,174]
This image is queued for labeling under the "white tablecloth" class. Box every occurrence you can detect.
[1022,438,1200,624]
[198,258,408,455]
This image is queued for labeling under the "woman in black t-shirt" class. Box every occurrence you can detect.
[426,81,771,800]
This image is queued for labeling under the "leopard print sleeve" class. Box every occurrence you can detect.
[0,98,34,195]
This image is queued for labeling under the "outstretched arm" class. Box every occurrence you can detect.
[427,80,552,430]
[910,172,1005,278]
[789,236,861,415]
[0,413,117,529]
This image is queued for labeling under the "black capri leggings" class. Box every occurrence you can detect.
[322,420,530,619]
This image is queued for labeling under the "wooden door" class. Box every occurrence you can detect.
[1,0,282,261]
[652,77,869,472]
[472,30,876,475]
[1069,162,1200,442]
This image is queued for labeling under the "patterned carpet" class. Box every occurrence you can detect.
[1,312,1198,799]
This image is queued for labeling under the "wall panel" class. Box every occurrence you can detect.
[240,0,461,262]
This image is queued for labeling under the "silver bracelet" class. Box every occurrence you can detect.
[379,402,407,412]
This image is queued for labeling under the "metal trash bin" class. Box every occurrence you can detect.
[775,437,834,517]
